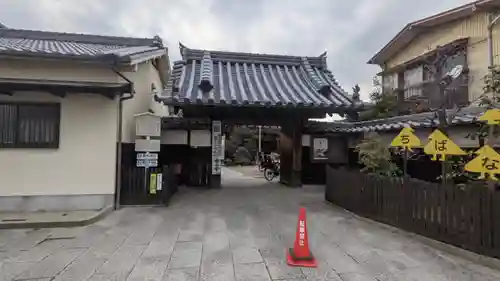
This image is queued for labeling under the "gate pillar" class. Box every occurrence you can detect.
[279,118,302,187]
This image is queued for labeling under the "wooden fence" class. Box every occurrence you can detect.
[120,165,178,206]
[326,166,500,259]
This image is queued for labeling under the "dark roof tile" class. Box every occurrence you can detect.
[309,107,486,133]
[0,29,166,63]
[159,43,358,109]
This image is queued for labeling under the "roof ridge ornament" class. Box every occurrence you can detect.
[152,35,163,47]
[301,57,331,95]
[198,51,214,93]
[179,42,188,60]
[319,50,327,68]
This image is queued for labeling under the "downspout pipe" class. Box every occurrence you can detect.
[112,67,134,210]
[488,13,500,67]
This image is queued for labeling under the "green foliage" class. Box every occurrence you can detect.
[233,146,253,165]
[479,65,500,109]
[355,132,401,177]
[437,152,480,184]
[469,65,500,141]
[225,127,259,160]
[359,77,398,121]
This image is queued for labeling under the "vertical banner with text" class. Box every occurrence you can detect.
[212,121,223,175]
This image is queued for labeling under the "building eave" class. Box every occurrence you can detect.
[0,47,168,67]
[368,0,500,65]
[0,77,132,98]
[311,106,487,133]
[126,48,168,66]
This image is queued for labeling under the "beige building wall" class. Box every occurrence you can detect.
[121,60,164,143]
[0,58,166,211]
[0,92,118,208]
[0,59,121,83]
[385,12,494,102]
[0,59,166,143]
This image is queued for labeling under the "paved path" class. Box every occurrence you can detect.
[1,167,500,280]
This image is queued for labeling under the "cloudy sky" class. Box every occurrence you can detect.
[0,0,473,101]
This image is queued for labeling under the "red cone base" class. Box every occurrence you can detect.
[286,249,318,267]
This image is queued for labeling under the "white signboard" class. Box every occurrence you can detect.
[137,152,158,160]
[135,138,161,152]
[156,173,162,191]
[136,152,159,168]
[136,159,158,168]
[312,138,328,160]
[190,130,211,147]
[211,121,223,175]
[135,114,161,137]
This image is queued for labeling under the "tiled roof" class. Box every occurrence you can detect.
[307,107,486,133]
[159,43,360,109]
[0,29,167,65]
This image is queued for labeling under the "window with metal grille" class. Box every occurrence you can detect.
[0,103,60,148]
[403,66,423,99]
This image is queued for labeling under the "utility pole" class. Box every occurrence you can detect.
[486,13,500,191]
[257,125,262,164]
[488,13,500,67]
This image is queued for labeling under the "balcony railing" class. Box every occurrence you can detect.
[389,72,469,113]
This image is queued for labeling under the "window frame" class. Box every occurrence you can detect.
[403,65,424,99]
[0,102,61,149]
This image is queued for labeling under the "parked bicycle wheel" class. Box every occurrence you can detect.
[258,162,265,172]
[264,168,275,181]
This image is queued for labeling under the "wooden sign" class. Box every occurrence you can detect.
[390,127,421,151]
[479,109,500,125]
[465,145,500,180]
[424,129,466,161]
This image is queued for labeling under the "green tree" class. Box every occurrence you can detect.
[355,132,401,177]
[359,77,397,121]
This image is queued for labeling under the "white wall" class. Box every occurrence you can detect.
[121,60,165,143]
[0,59,120,83]
[0,57,167,144]
[161,130,188,145]
[0,57,167,209]
[0,92,118,196]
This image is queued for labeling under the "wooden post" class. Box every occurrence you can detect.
[279,116,303,187]
[487,124,496,191]
[403,148,408,176]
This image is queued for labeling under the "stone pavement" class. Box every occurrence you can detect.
[1,167,500,280]
[224,165,266,179]
[0,208,112,229]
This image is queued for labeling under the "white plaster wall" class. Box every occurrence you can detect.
[190,130,211,147]
[302,135,311,147]
[0,59,120,83]
[161,130,188,145]
[0,92,118,196]
[121,60,164,143]
[0,58,166,144]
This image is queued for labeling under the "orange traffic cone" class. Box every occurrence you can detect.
[286,207,317,267]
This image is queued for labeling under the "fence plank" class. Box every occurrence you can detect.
[469,185,482,253]
[492,193,500,258]
[481,189,493,254]
[324,168,500,260]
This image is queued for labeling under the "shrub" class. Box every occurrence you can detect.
[233,146,253,165]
